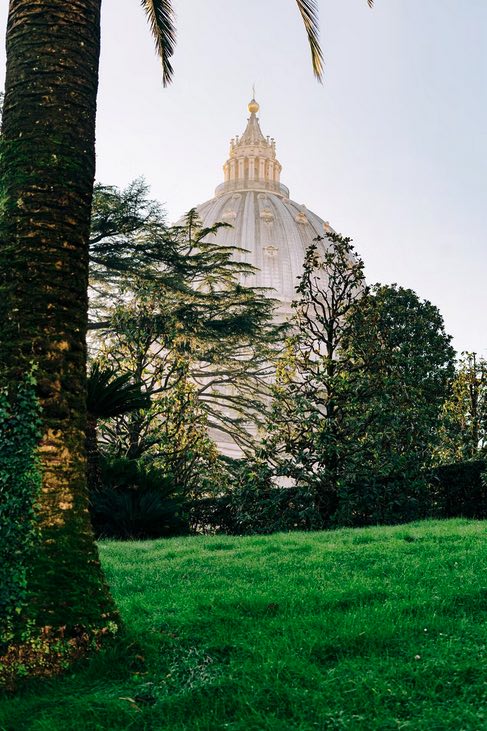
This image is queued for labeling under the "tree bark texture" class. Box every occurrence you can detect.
[0,0,116,632]
[86,415,102,492]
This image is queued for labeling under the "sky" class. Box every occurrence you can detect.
[1,0,486,355]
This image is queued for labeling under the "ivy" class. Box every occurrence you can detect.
[0,369,42,642]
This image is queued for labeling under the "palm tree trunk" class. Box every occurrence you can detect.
[0,0,116,634]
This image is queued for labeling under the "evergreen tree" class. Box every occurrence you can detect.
[264,237,455,525]
[88,186,284,492]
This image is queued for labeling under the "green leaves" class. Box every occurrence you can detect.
[87,363,150,420]
[294,0,324,81]
[262,238,454,527]
[0,373,42,639]
[88,183,283,467]
[139,0,372,86]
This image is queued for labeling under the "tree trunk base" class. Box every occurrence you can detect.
[0,621,119,692]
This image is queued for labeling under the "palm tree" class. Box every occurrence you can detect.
[86,363,150,491]
[0,0,371,651]
[0,0,116,640]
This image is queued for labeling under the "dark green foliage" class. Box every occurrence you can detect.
[0,372,41,640]
[86,363,150,419]
[90,457,188,539]
[263,238,454,528]
[344,284,455,471]
[333,474,431,528]
[201,458,487,535]
[85,363,150,494]
[89,185,283,492]
[191,460,322,535]
[429,461,487,519]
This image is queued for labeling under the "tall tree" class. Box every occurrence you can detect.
[0,0,116,643]
[263,234,367,520]
[338,284,455,524]
[435,352,487,463]
[89,198,283,487]
[264,239,454,525]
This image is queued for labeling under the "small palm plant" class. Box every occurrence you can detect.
[91,457,188,539]
[86,363,150,491]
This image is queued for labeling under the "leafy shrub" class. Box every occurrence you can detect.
[89,457,188,539]
[189,494,234,534]
[230,482,322,535]
[0,372,41,640]
[191,461,322,535]
[332,474,431,528]
[428,460,487,519]
[192,458,487,535]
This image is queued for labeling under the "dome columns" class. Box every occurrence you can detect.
[248,157,255,180]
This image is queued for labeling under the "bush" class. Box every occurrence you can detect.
[89,457,188,539]
[192,458,487,535]
[428,460,487,519]
[332,473,432,528]
[191,461,322,535]
[0,372,41,641]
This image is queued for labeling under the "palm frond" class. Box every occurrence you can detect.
[87,363,150,418]
[294,0,324,82]
[141,0,176,86]
[295,0,374,82]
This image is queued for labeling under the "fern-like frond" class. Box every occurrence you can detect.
[141,0,176,86]
[87,363,150,418]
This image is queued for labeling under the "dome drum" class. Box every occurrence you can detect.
[215,179,290,198]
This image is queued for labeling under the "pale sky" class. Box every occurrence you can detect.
[1,1,486,355]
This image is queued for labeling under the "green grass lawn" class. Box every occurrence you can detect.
[3,519,487,730]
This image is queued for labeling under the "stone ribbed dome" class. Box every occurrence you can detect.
[192,99,334,313]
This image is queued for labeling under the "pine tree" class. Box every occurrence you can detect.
[88,184,284,492]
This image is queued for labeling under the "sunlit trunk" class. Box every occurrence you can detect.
[0,0,116,634]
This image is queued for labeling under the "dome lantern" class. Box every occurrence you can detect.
[219,98,287,198]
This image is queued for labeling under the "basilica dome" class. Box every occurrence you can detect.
[193,98,334,314]
[186,99,336,458]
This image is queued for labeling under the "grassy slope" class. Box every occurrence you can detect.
[3,519,487,730]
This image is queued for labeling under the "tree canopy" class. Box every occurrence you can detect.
[261,236,455,525]
[88,181,284,491]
